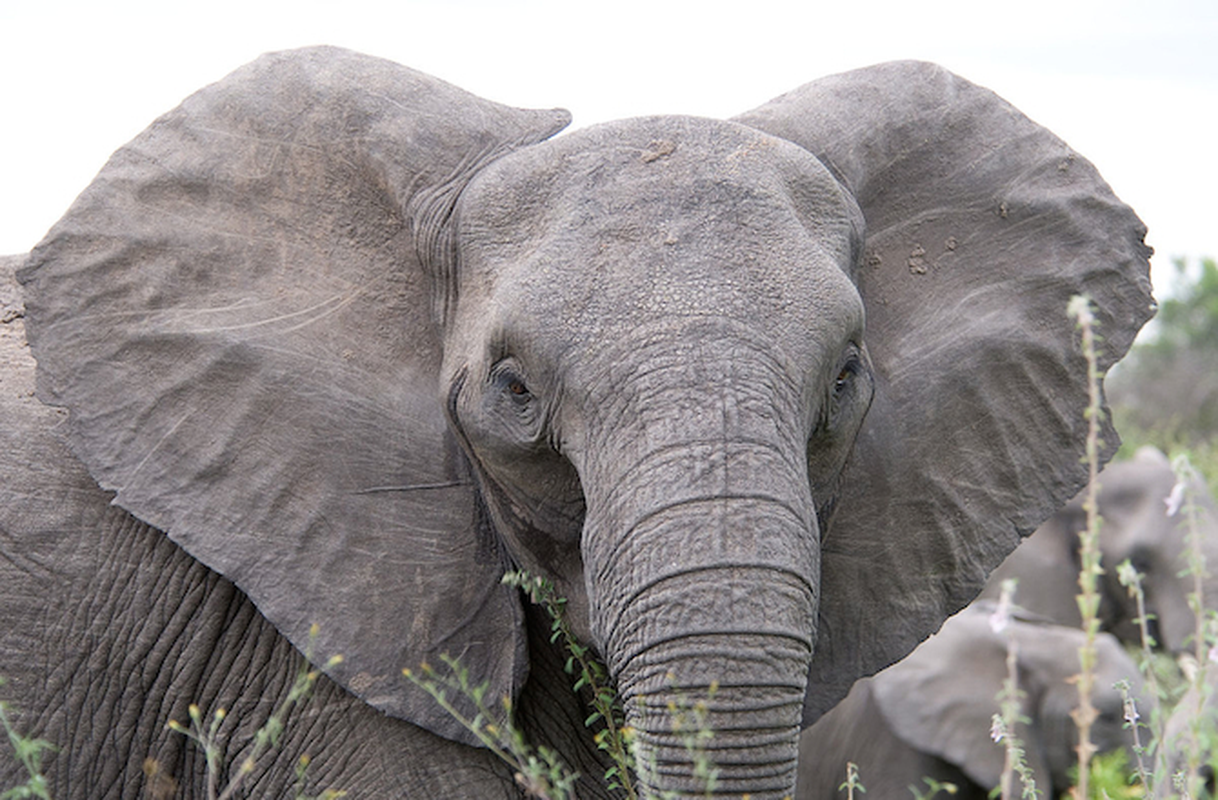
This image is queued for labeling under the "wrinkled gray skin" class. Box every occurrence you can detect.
[0,48,1153,798]
[982,447,1218,654]
[796,606,1147,799]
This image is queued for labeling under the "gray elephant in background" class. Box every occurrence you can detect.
[981,446,1218,654]
[796,605,1147,799]
[1157,664,1218,797]
[0,47,1152,798]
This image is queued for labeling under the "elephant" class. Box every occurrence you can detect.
[1157,663,1218,797]
[981,446,1218,655]
[0,46,1153,799]
[795,605,1147,799]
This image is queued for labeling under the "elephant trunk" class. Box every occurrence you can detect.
[583,440,819,799]
[612,570,814,797]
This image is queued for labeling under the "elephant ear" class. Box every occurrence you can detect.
[871,609,1052,792]
[735,60,1154,721]
[18,46,570,745]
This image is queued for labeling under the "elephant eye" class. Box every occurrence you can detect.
[822,347,873,433]
[834,355,862,395]
[491,360,533,403]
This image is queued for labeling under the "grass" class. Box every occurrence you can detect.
[404,654,580,800]
[0,680,53,800]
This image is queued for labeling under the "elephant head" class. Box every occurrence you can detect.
[796,606,1148,799]
[983,446,1218,654]
[17,47,1152,797]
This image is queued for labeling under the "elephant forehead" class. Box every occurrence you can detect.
[455,115,864,349]
[459,114,859,266]
[1093,458,1183,549]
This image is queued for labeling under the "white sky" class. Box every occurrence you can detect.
[3,0,1214,299]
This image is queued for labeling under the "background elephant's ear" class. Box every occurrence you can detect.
[735,60,1155,721]
[18,46,570,744]
[871,610,1052,792]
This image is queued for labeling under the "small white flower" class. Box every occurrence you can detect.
[989,579,1016,634]
[1165,480,1187,517]
[990,715,1006,743]
[1123,696,1140,726]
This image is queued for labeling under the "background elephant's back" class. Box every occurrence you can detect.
[796,679,984,799]
[978,516,1084,628]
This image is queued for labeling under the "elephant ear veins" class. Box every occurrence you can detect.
[735,60,1154,722]
[18,46,570,746]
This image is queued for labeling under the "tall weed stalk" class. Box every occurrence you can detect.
[839,761,865,799]
[657,677,720,799]
[1115,563,1167,792]
[1069,296,1218,798]
[501,571,638,800]
[1068,294,1105,799]
[989,579,1039,799]
[1170,453,1214,796]
[404,655,579,800]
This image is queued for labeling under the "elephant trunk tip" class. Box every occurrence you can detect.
[621,677,805,800]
